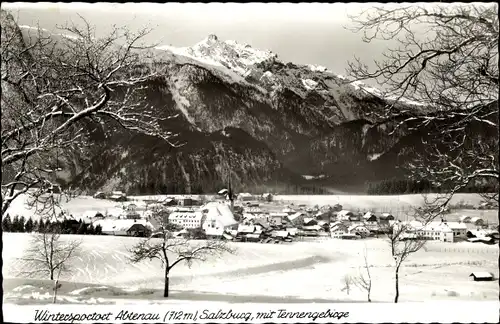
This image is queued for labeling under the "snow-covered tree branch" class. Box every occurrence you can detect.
[1,11,181,217]
[346,4,499,216]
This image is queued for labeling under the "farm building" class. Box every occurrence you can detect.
[469,217,485,226]
[363,212,377,222]
[469,272,494,281]
[168,211,204,229]
[330,222,349,238]
[124,203,141,219]
[411,221,454,242]
[201,202,239,238]
[282,207,296,215]
[94,219,155,236]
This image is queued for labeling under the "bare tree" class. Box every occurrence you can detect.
[1,11,182,218]
[346,4,499,219]
[383,221,426,303]
[352,246,372,302]
[16,225,82,303]
[129,230,235,297]
[340,274,352,296]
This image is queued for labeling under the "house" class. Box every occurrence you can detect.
[168,211,205,229]
[445,221,468,239]
[459,215,471,223]
[282,208,296,215]
[109,191,127,202]
[330,222,349,238]
[201,202,239,238]
[470,217,485,226]
[218,188,229,196]
[269,213,288,226]
[363,212,378,222]
[469,272,494,281]
[303,217,318,226]
[287,212,306,226]
[337,210,354,221]
[379,213,395,224]
[349,224,371,237]
[177,197,202,207]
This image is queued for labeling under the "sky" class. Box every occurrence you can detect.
[0,2,491,76]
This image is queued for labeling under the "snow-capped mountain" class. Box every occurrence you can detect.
[7,12,493,195]
[157,34,278,76]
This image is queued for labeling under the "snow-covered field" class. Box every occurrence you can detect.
[3,233,498,305]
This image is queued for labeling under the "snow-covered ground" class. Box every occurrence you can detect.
[3,233,498,305]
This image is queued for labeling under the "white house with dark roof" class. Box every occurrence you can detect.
[168,211,205,229]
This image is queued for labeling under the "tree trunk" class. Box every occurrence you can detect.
[164,268,170,298]
[394,268,400,303]
[53,279,58,304]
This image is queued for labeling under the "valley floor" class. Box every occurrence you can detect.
[3,233,498,305]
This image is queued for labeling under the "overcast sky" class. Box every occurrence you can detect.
[0,2,481,76]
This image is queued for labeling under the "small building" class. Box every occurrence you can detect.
[363,212,378,222]
[469,272,494,281]
[127,223,152,237]
[332,204,343,212]
[162,198,178,206]
[470,217,485,226]
[349,224,371,237]
[282,208,296,215]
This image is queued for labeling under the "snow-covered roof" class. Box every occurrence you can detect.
[287,212,305,221]
[218,189,229,195]
[460,215,471,221]
[470,272,493,278]
[337,210,353,217]
[445,222,467,230]
[202,202,238,227]
[363,212,377,219]
[302,225,321,231]
[94,219,154,232]
[282,208,295,213]
[237,224,255,233]
[470,217,483,223]
[239,192,253,197]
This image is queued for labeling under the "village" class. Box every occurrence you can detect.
[51,190,499,246]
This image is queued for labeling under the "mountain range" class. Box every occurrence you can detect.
[2,12,497,195]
